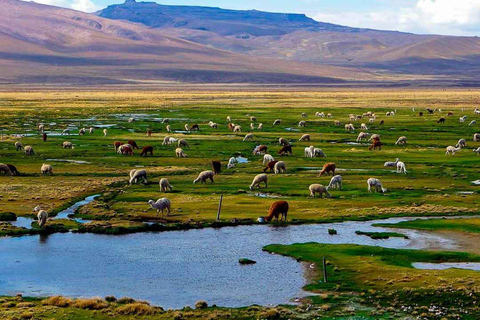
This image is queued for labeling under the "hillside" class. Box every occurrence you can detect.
[97,0,480,78]
[0,0,378,85]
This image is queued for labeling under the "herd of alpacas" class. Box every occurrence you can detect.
[3,107,480,225]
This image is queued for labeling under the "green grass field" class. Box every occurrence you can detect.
[1,89,480,318]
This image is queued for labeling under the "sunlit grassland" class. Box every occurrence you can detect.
[0,89,479,225]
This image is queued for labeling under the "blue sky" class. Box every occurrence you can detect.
[35,0,480,36]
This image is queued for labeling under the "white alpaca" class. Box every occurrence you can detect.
[263,154,274,165]
[356,132,368,142]
[445,146,461,156]
[148,198,171,216]
[326,175,342,190]
[33,206,48,227]
[227,157,237,168]
[273,161,286,174]
[243,133,253,141]
[367,178,386,193]
[103,129,107,136]
[159,178,173,192]
[384,158,399,167]
[304,146,314,158]
[249,174,268,190]
[396,161,407,174]
[361,123,368,130]
[473,147,480,155]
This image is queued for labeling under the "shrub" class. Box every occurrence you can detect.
[105,295,117,302]
[260,308,280,320]
[116,302,162,315]
[42,296,73,307]
[71,298,107,310]
[195,300,208,309]
[117,297,136,304]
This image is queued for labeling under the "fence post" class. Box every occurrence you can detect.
[216,194,223,221]
[323,256,328,283]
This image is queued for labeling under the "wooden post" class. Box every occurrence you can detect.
[323,257,328,283]
[216,194,223,221]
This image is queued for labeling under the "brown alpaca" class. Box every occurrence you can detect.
[227,123,235,131]
[146,129,152,137]
[369,139,381,150]
[263,161,278,173]
[437,118,445,124]
[319,163,336,176]
[6,164,19,176]
[114,141,123,150]
[190,124,200,131]
[122,147,134,155]
[447,112,453,116]
[127,140,139,149]
[253,145,268,155]
[278,145,292,155]
[265,201,289,222]
[42,133,47,142]
[140,146,154,156]
[211,161,222,175]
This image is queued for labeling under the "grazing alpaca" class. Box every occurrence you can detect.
[309,184,331,198]
[273,161,286,174]
[445,146,461,156]
[114,141,123,150]
[190,124,200,131]
[176,148,187,158]
[299,134,310,142]
[127,140,139,149]
[140,146,154,156]
[159,178,173,192]
[379,120,385,125]
[243,133,254,142]
[0,164,13,176]
[42,133,47,142]
[211,161,222,175]
[384,158,399,167]
[24,146,35,155]
[41,164,53,175]
[367,178,387,193]
[253,145,268,155]
[278,137,290,146]
[397,161,407,174]
[327,175,342,190]
[15,141,23,151]
[6,164,19,176]
[369,139,381,150]
[456,139,466,148]
[193,171,215,184]
[263,160,278,173]
[34,206,48,227]
[264,201,289,222]
[129,169,147,184]
[278,145,292,155]
[227,157,237,169]
[437,118,445,124]
[319,163,336,176]
[249,174,268,190]
[395,136,407,145]
[148,198,171,216]
[122,146,134,155]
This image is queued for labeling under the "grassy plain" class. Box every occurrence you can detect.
[0,90,478,229]
[0,89,480,318]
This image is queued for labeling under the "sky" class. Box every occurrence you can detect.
[33,0,480,36]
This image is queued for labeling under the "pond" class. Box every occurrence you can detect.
[0,212,463,309]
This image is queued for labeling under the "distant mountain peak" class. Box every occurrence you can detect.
[124,0,136,3]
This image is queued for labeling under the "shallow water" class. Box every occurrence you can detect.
[0,216,461,309]
[236,156,249,163]
[10,195,99,228]
[413,262,480,271]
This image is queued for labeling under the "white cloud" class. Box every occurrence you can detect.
[33,0,99,12]
[313,0,480,36]
[71,0,100,12]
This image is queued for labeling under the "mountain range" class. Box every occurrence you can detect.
[1,0,480,86]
